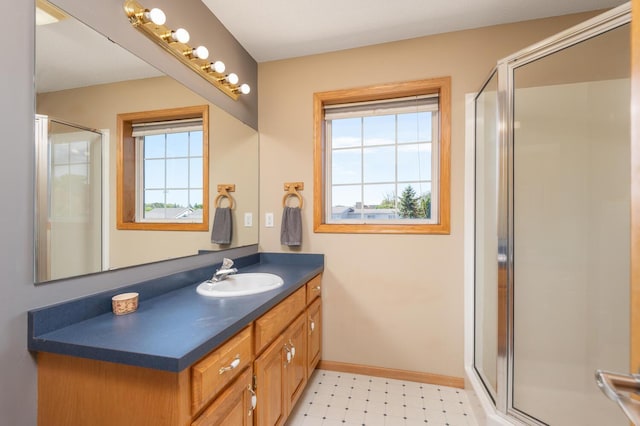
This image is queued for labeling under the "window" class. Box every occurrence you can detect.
[117,105,209,231]
[313,78,450,234]
[50,139,91,220]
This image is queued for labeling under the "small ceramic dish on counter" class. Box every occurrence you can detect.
[111,292,139,315]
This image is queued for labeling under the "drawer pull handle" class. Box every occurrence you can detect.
[313,286,321,292]
[219,354,241,374]
[310,320,315,332]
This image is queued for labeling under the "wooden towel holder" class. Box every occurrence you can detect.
[282,182,304,208]
[215,184,235,209]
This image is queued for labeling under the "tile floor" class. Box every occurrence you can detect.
[286,369,478,426]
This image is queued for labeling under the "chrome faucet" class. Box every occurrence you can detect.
[210,258,237,282]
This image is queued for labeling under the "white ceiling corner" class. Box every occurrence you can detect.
[201,0,626,62]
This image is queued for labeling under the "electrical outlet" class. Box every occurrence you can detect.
[244,212,252,227]
[265,212,274,228]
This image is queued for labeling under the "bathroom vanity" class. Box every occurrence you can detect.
[28,253,323,426]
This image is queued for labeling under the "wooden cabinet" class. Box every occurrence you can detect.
[307,297,322,376]
[284,312,307,415]
[255,286,306,354]
[192,326,253,414]
[192,367,254,426]
[38,352,192,426]
[253,276,322,426]
[254,334,285,426]
[306,274,323,375]
[37,274,322,426]
[254,312,308,426]
[306,274,322,303]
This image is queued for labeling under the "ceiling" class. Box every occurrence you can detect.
[36,0,626,93]
[36,16,163,93]
[201,0,626,62]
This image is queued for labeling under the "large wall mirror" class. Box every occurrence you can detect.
[34,0,259,283]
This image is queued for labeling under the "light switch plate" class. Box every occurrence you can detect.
[265,212,274,228]
[244,212,252,227]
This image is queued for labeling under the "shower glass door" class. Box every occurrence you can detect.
[510,21,630,425]
[35,116,104,282]
[474,71,500,402]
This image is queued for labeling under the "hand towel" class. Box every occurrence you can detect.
[280,206,302,246]
[211,207,232,245]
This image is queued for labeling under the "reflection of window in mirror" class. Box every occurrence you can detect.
[117,105,209,231]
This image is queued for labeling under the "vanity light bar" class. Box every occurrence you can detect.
[123,0,250,101]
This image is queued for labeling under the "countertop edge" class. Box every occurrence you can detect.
[28,253,323,372]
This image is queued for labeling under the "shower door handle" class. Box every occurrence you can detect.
[595,370,640,425]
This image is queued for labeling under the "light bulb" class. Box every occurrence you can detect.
[192,46,209,59]
[172,28,190,43]
[227,73,239,85]
[145,8,166,25]
[239,84,251,95]
[212,61,225,73]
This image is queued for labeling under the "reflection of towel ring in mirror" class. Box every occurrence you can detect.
[282,191,303,208]
[215,184,235,209]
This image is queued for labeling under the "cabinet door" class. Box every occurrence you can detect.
[307,298,322,376]
[192,367,253,426]
[284,313,307,415]
[255,334,285,426]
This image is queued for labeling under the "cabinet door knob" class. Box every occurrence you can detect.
[314,286,321,292]
[284,344,292,363]
[218,354,241,374]
[288,339,296,359]
[247,385,257,416]
[310,320,315,332]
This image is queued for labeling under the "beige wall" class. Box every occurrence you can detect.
[258,12,598,378]
[38,76,259,270]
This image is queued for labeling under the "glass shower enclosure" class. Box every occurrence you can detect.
[34,115,106,282]
[470,3,631,425]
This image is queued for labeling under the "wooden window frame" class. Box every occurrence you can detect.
[116,105,209,231]
[313,77,451,234]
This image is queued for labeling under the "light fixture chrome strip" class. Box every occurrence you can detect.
[123,0,250,101]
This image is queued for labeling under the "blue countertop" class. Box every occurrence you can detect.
[28,253,323,372]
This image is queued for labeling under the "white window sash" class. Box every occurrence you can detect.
[324,95,438,120]
[134,130,203,223]
[131,118,203,137]
[325,96,440,225]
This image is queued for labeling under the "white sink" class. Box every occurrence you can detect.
[196,273,284,297]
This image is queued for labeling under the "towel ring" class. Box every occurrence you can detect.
[215,184,235,209]
[215,193,234,209]
[282,191,303,208]
[282,182,304,208]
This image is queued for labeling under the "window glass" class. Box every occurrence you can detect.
[139,129,203,221]
[327,100,438,224]
[363,115,394,146]
[332,118,361,148]
[332,148,361,185]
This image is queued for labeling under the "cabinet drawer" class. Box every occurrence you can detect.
[306,274,322,303]
[191,366,253,426]
[192,326,253,414]
[255,286,306,354]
